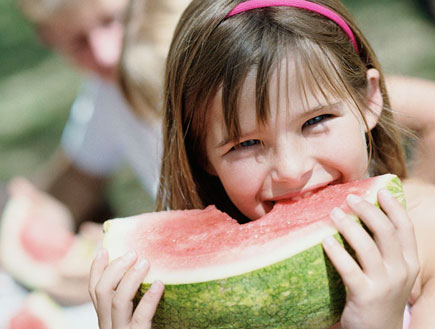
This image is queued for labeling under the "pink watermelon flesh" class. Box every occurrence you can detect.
[19,217,75,263]
[127,176,379,271]
[7,309,47,329]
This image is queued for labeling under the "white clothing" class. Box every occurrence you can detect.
[61,75,162,197]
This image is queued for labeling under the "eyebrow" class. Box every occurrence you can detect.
[215,101,342,148]
[301,101,341,115]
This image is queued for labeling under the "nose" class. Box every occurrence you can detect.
[271,141,313,185]
[88,21,123,69]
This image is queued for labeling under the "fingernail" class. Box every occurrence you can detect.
[134,258,148,270]
[331,207,346,222]
[322,236,337,247]
[149,280,163,292]
[96,248,105,259]
[123,251,136,262]
[346,194,362,205]
[379,188,391,199]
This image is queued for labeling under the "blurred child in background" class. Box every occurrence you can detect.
[0,0,188,315]
[14,0,161,228]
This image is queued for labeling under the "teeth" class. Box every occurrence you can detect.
[288,191,313,202]
[274,190,316,203]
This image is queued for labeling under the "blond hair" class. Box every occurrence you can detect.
[17,0,71,24]
[119,0,191,121]
[157,0,406,218]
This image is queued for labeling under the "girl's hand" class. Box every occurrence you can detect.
[322,189,420,329]
[89,249,164,329]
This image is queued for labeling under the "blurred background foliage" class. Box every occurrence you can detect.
[0,0,434,217]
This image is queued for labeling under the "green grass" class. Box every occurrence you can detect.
[1,0,434,217]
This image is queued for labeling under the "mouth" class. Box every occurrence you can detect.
[268,179,341,206]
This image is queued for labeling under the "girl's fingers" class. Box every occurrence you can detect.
[377,189,420,273]
[345,194,404,270]
[329,206,383,277]
[131,280,165,329]
[111,258,151,328]
[89,248,109,309]
[322,234,365,291]
[94,251,138,329]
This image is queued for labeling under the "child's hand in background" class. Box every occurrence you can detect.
[89,249,164,329]
[322,189,420,329]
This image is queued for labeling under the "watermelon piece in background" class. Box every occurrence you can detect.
[0,193,97,291]
[5,292,70,329]
[103,174,405,329]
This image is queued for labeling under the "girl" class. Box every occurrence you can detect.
[89,0,435,328]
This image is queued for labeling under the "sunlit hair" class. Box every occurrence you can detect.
[157,0,406,220]
[17,0,70,24]
[119,0,190,120]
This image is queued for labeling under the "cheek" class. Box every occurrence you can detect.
[330,127,369,178]
[310,119,369,182]
[217,160,264,199]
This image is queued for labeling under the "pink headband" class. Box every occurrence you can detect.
[226,0,359,54]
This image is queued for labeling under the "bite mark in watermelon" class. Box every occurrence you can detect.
[103,174,405,329]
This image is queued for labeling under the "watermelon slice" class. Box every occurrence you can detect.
[103,174,405,329]
[5,292,70,329]
[0,194,97,290]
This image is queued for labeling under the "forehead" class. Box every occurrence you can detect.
[206,56,347,140]
[216,56,343,119]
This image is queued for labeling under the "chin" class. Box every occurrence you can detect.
[98,69,117,81]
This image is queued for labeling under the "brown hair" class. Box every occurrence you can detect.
[156,0,406,219]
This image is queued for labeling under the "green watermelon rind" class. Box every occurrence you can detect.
[138,238,345,329]
[134,175,405,329]
[384,175,406,208]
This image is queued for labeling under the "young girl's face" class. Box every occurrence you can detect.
[205,58,381,221]
[40,0,128,80]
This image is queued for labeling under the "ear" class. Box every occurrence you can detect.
[363,68,383,131]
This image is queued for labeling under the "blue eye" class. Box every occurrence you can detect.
[240,139,260,147]
[303,114,331,128]
[231,139,260,151]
